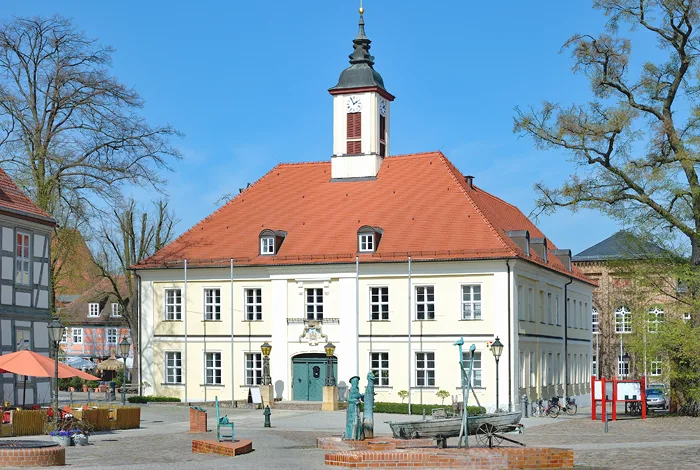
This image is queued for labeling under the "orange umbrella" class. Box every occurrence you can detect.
[0,350,99,408]
[0,350,98,379]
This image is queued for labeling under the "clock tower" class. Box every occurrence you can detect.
[329,8,395,179]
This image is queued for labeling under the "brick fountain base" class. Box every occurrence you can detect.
[319,438,574,469]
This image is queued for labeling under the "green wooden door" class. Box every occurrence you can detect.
[307,362,323,401]
[293,360,310,401]
[292,356,336,401]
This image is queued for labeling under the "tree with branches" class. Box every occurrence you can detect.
[514,0,700,413]
[94,198,177,388]
[0,15,180,312]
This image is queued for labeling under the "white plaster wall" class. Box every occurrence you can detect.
[1,227,12,252]
[1,285,11,305]
[16,291,30,307]
[34,321,49,349]
[33,234,45,258]
[1,256,12,280]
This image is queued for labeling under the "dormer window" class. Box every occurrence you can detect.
[259,229,287,256]
[88,303,100,317]
[358,226,383,253]
[359,233,374,252]
[261,237,275,255]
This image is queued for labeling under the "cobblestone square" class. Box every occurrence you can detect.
[4,405,699,469]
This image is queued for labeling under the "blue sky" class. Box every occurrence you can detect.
[4,0,658,254]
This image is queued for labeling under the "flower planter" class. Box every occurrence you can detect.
[52,435,73,447]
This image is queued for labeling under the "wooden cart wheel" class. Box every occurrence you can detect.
[475,423,503,448]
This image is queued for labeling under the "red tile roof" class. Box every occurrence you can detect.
[0,168,55,225]
[133,152,592,284]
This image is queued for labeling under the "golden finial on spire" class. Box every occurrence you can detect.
[359,0,364,15]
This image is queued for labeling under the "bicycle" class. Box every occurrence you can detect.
[534,399,559,418]
[552,396,577,416]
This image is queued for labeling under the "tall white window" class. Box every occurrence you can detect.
[556,353,561,384]
[245,288,263,321]
[245,352,262,385]
[529,352,535,387]
[72,328,83,344]
[461,285,481,320]
[615,306,632,333]
[579,301,584,329]
[306,288,323,321]
[592,307,599,334]
[584,303,589,329]
[370,287,389,320]
[205,352,222,385]
[650,357,662,376]
[61,330,68,343]
[106,328,118,344]
[541,352,547,386]
[88,303,100,317]
[204,288,221,321]
[555,295,560,325]
[528,288,534,321]
[111,303,123,317]
[15,232,30,286]
[540,290,545,323]
[260,237,275,255]
[548,352,553,385]
[547,293,553,324]
[648,307,664,333]
[370,352,390,386]
[462,351,482,387]
[415,286,435,320]
[165,352,182,384]
[517,285,524,320]
[618,355,629,377]
[415,352,435,387]
[519,351,525,388]
[359,233,374,252]
[567,298,571,327]
[165,289,182,321]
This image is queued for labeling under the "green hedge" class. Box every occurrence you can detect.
[127,396,181,404]
[361,402,485,416]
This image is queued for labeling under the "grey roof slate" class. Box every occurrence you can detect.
[573,231,665,261]
[329,14,387,92]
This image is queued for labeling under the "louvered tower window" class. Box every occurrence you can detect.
[347,112,362,154]
[379,115,386,157]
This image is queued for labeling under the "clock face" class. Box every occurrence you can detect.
[346,95,362,113]
[379,99,387,116]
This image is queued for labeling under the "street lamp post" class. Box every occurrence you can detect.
[261,342,272,386]
[490,337,504,412]
[119,337,130,406]
[47,317,65,421]
[324,342,336,386]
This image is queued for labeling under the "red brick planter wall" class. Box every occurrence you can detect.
[0,445,65,467]
[192,439,253,457]
[325,446,574,469]
[189,408,208,433]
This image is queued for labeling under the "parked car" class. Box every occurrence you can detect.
[646,388,667,410]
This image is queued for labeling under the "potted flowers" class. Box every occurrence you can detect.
[73,430,89,446]
[49,430,72,447]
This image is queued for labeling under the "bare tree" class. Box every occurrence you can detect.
[0,15,180,314]
[95,198,177,388]
[514,0,700,412]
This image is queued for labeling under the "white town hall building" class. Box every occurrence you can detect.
[134,11,594,409]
